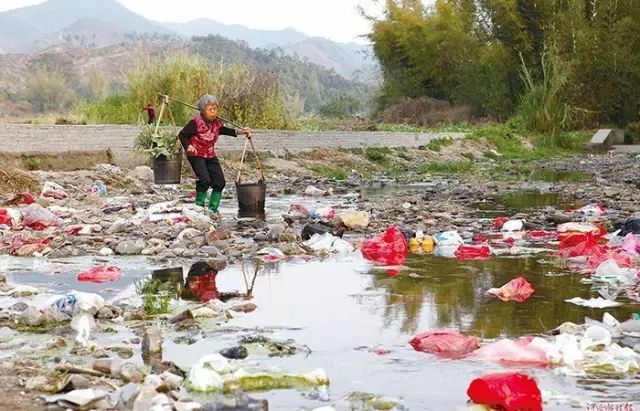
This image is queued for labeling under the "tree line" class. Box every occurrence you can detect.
[367,0,640,131]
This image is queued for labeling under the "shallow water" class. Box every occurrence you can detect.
[3,250,639,410]
[1,189,639,409]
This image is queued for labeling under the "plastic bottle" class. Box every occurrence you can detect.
[421,236,435,253]
[409,238,420,253]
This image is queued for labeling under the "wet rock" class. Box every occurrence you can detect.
[133,166,154,181]
[151,361,186,378]
[170,310,195,324]
[230,303,257,313]
[19,307,44,327]
[207,228,231,243]
[200,246,223,256]
[173,335,198,345]
[99,247,114,256]
[10,302,29,312]
[548,213,572,224]
[253,232,268,242]
[142,327,163,362]
[119,362,144,383]
[220,346,249,360]
[109,346,135,359]
[201,391,268,411]
[97,305,123,319]
[116,239,146,255]
[0,273,5,283]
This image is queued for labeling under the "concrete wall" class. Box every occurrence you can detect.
[0,124,465,169]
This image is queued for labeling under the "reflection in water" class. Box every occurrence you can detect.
[474,190,585,217]
[371,254,639,338]
[146,260,261,304]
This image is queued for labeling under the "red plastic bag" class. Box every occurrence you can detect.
[487,277,535,303]
[455,245,490,260]
[473,337,549,366]
[525,230,555,240]
[0,209,12,227]
[493,216,509,230]
[410,330,480,359]
[22,204,62,231]
[361,227,409,266]
[473,235,489,244]
[77,265,122,283]
[467,372,542,411]
[9,234,51,256]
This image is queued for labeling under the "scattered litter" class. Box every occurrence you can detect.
[40,181,68,200]
[361,226,408,266]
[339,211,370,229]
[467,372,542,411]
[410,330,480,359]
[487,277,535,303]
[77,265,122,283]
[565,297,623,308]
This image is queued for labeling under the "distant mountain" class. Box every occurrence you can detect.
[163,19,308,48]
[0,0,174,52]
[0,0,374,77]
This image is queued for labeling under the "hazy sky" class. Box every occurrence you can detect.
[0,0,421,44]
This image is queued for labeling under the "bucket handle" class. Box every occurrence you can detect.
[236,134,266,185]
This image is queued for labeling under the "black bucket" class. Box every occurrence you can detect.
[152,155,182,184]
[236,182,266,215]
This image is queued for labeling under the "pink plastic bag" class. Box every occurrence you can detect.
[361,227,408,266]
[467,372,543,411]
[410,330,480,359]
[455,245,490,260]
[77,265,122,283]
[473,337,549,366]
[622,233,640,256]
[587,248,633,270]
[487,277,535,303]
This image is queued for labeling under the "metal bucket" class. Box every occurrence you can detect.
[236,182,266,214]
[152,155,182,184]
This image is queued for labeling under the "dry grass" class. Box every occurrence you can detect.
[0,166,39,194]
[378,97,475,127]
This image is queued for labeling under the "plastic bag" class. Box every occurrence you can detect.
[467,372,542,411]
[0,209,12,227]
[487,277,535,303]
[303,233,353,253]
[433,231,464,246]
[493,216,509,230]
[51,291,105,346]
[593,259,638,286]
[1,192,36,206]
[587,248,633,270]
[361,227,409,266]
[455,245,490,260]
[9,234,51,256]
[256,247,286,263]
[41,181,68,200]
[288,204,309,220]
[502,219,524,232]
[301,222,333,240]
[22,204,62,231]
[339,211,370,229]
[622,233,640,256]
[310,207,336,221]
[573,203,606,217]
[410,330,480,359]
[619,218,640,236]
[473,337,549,366]
[304,185,331,197]
[77,265,122,283]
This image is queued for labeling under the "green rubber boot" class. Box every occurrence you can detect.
[208,191,222,213]
[195,191,207,207]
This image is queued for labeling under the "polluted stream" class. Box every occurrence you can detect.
[1,183,640,410]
